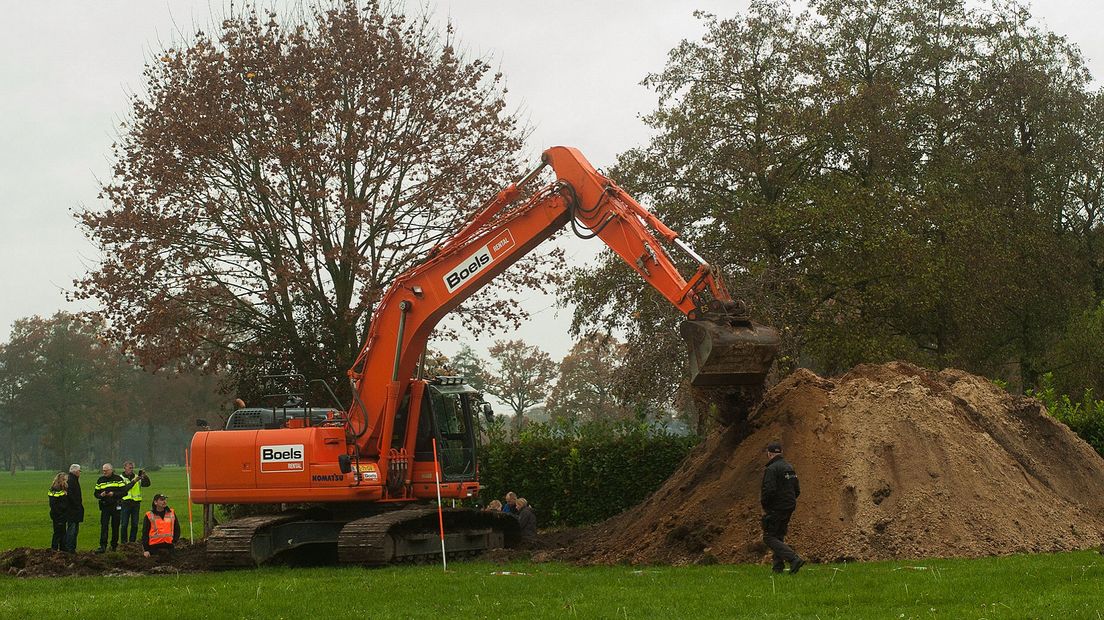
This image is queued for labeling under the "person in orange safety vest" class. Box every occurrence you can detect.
[140,494,180,558]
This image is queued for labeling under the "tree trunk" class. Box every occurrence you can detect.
[146,416,157,467]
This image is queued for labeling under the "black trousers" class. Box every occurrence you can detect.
[50,520,66,550]
[762,510,799,570]
[99,507,121,550]
[120,501,141,542]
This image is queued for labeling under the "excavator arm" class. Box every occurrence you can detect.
[346,146,779,460]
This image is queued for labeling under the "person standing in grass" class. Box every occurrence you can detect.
[119,461,150,544]
[93,462,137,553]
[63,464,84,553]
[47,472,68,551]
[141,493,180,559]
[761,441,805,574]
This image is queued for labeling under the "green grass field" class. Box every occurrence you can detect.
[1,470,1101,619]
[0,468,203,550]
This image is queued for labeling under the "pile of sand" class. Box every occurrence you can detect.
[540,362,1104,565]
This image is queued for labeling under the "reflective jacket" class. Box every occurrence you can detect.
[121,471,150,503]
[94,474,136,510]
[48,488,68,523]
[141,507,180,551]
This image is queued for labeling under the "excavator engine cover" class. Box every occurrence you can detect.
[680,318,779,387]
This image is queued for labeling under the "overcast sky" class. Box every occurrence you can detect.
[2,1,1102,364]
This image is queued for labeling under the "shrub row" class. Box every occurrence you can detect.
[1030,373,1104,456]
[478,419,698,527]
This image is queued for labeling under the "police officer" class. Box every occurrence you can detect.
[141,494,180,559]
[761,441,804,574]
[93,463,137,553]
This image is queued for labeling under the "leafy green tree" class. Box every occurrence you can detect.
[567,0,1104,401]
[3,314,109,466]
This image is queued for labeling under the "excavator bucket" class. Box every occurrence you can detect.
[680,318,780,424]
[680,318,779,386]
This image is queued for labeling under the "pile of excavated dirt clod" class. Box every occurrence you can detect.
[0,541,208,578]
[537,362,1104,565]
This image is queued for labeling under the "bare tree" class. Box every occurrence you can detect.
[74,1,560,400]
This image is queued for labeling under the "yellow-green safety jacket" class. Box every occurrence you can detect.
[121,471,150,503]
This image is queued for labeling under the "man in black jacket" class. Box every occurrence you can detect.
[93,463,137,553]
[63,464,84,553]
[761,441,804,574]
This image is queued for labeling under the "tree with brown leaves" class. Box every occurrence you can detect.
[483,339,557,430]
[75,1,558,401]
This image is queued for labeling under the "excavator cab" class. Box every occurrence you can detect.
[416,377,482,481]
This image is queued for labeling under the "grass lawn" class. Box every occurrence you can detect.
[1,470,1101,619]
[0,468,203,550]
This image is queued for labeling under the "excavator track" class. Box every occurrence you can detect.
[206,507,519,567]
[206,512,306,568]
[338,507,520,565]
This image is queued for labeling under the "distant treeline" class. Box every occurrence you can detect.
[0,314,224,473]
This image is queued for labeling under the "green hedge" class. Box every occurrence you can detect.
[1030,373,1104,457]
[479,419,698,526]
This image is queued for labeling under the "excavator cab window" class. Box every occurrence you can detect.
[416,384,477,480]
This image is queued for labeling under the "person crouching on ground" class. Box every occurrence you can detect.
[48,472,69,550]
[141,494,180,559]
[516,498,537,542]
[503,491,518,514]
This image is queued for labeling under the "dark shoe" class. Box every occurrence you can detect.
[772,562,785,574]
[790,558,806,574]
[94,547,106,554]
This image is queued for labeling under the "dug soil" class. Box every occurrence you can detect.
[537,362,1104,565]
[0,541,207,578]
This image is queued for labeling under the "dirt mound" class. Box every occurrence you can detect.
[1,541,208,578]
[540,362,1104,565]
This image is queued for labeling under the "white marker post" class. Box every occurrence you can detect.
[184,448,194,544]
[432,438,447,572]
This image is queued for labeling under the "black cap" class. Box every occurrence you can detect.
[153,493,168,501]
[766,442,783,454]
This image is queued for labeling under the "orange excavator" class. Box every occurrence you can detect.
[189,146,779,566]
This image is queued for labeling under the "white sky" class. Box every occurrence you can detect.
[2,0,1102,364]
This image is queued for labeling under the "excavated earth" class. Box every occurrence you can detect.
[537,361,1104,565]
[0,541,208,577]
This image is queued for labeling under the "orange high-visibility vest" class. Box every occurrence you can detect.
[146,509,175,546]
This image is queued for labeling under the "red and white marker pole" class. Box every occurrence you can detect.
[432,438,447,571]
